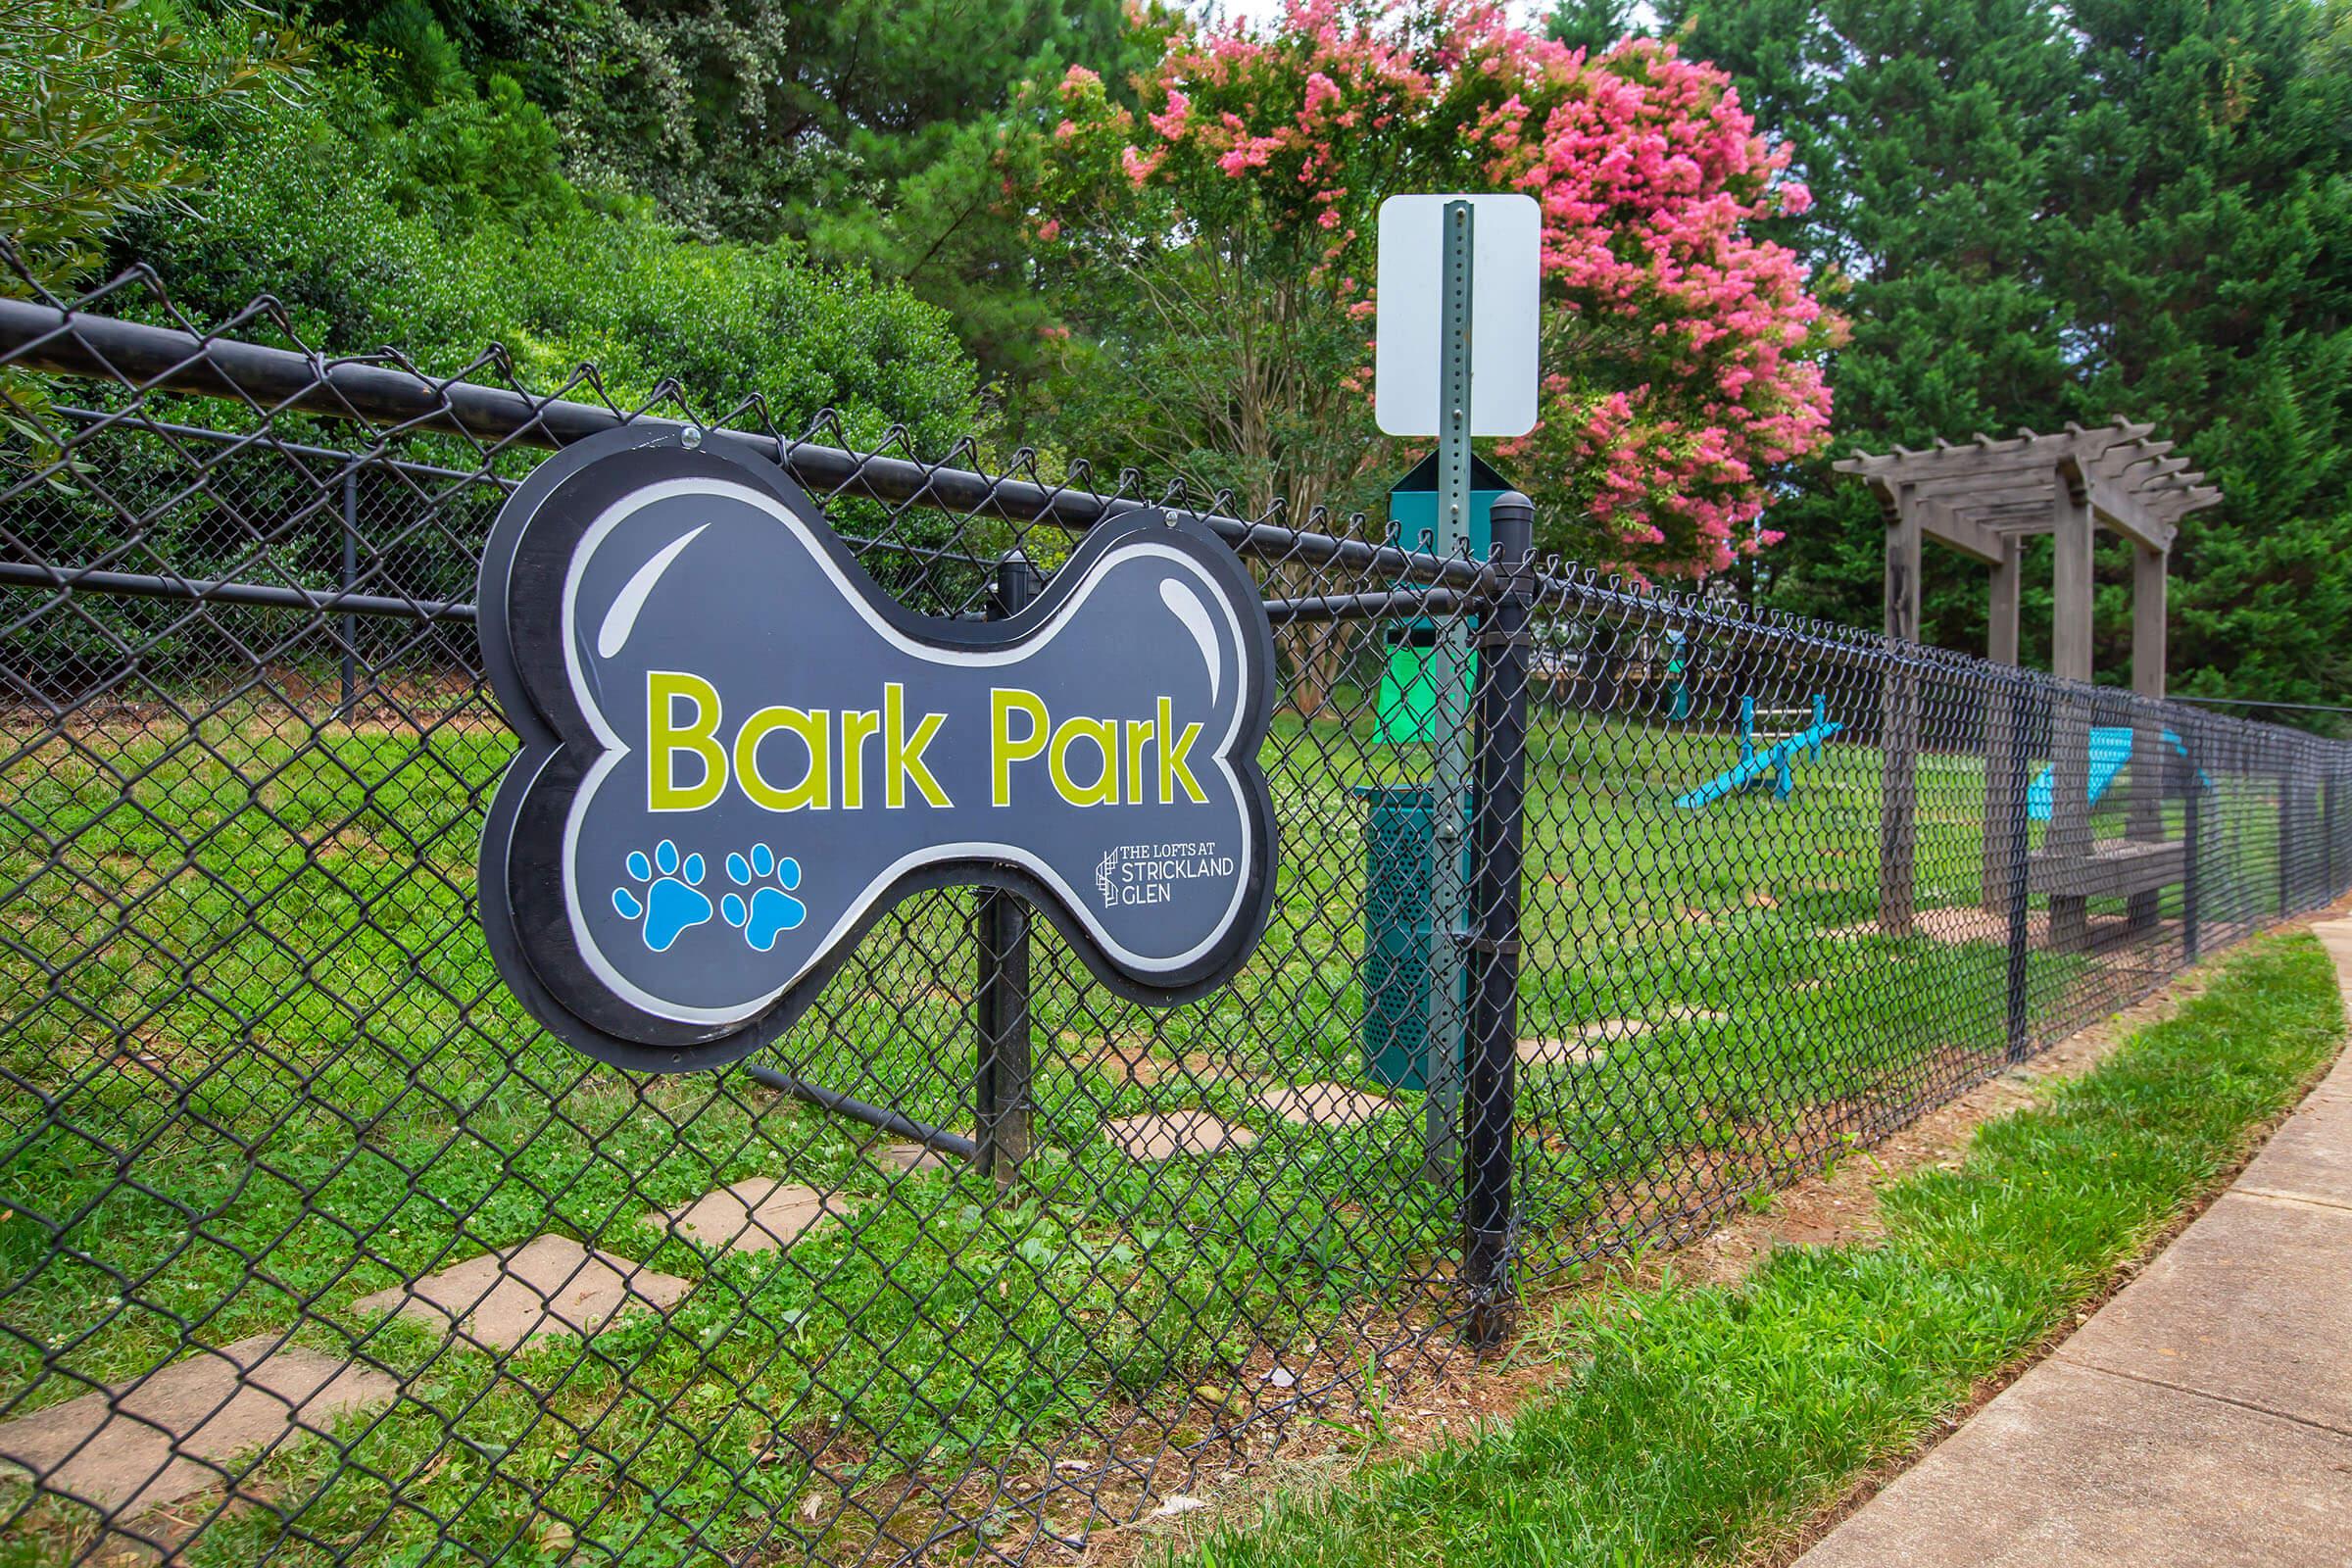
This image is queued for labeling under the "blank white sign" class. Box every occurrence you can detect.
[1374,193,1542,437]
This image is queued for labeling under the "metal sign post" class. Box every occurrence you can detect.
[1376,191,1539,1185]
[1422,198,1477,1182]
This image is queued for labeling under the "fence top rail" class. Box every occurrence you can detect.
[0,279,2327,718]
[0,288,1895,658]
[41,402,1014,582]
[0,294,1497,593]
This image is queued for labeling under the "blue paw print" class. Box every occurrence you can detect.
[611,840,711,953]
[719,843,807,952]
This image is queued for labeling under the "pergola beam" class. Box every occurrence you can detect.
[1834,421,2154,483]
[2090,438,2174,473]
[1845,422,2222,556]
[1898,471,2058,506]
[2076,467,2180,553]
[1915,497,2008,564]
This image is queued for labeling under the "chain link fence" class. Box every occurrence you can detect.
[3,265,2348,1568]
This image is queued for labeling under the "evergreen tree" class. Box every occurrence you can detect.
[2051,0,2352,709]
[1644,0,2082,651]
[1649,0,2352,714]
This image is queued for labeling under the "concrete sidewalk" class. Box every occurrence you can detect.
[1797,918,2352,1568]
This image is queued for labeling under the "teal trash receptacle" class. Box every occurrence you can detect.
[1355,785,1471,1092]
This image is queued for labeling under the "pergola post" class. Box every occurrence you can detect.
[1988,536,2022,666]
[2128,542,2169,930]
[2048,477,2096,953]
[1880,495,1922,934]
[1983,535,2025,913]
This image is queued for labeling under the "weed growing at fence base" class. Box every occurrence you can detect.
[1161,931,2346,1568]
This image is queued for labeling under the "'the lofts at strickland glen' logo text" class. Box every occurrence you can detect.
[1093,842,1238,908]
[473,428,1279,1073]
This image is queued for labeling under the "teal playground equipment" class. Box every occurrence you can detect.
[2027,727,2208,821]
[1675,694,1842,808]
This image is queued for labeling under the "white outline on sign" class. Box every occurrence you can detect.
[552,475,1257,1027]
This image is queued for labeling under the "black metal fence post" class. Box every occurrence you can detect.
[975,551,1041,1191]
[2278,752,2298,918]
[1983,681,2018,918]
[2322,755,2338,904]
[2182,716,2204,965]
[2004,674,2034,1060]
[339,466,359,719]
[1463,492,1534,1348]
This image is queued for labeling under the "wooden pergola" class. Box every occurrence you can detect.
[1835,423,2222,949]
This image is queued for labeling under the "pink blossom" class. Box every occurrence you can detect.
[1120,145,1163,185]
[1150,88,1192,139]
[1218,135,1282,174]
[1023,0,1837,578]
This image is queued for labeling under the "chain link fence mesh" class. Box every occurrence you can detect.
[2,264,2348,1567]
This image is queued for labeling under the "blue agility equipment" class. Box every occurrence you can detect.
[1675,694,1842,808]
[2027,727,2207,821]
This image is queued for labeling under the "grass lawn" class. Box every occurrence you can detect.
[0,666,2279,1564]
[1159,929,2346,1568]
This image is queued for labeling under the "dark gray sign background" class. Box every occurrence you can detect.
[476,428,1278,1072]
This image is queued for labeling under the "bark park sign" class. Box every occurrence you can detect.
[477,429,1278,1071]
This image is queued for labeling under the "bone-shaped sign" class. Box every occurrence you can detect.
[476,428,1278,1071]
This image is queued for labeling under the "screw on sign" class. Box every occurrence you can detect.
[474,427,1280,1072]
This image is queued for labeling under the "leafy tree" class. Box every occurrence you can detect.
[1630,0,2081,639]
[2054,0,2352,711]
[540,0,1133,232]
[1014,1,1834,715]
[1548,0,1642,53]
[1023,1,1837,580]
[122,60,982,448]
[0,0,308,291]
[794,24,1167,402]
[281,0,1149,389]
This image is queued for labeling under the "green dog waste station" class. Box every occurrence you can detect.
[1359,453,1510,1092]
[1373,451,1514,745]
[1356,785,1476,1091]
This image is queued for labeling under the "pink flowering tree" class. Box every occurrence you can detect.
[1016,0,1837,586]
